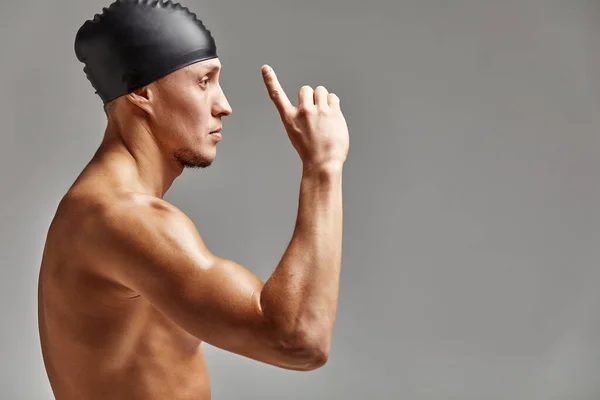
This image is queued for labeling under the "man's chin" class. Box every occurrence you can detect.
[174,149,215,169]
[183,160,213,169]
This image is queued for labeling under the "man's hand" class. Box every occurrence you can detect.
[261,65,349,170]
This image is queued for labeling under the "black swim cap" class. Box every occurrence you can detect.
[74,0,218,104]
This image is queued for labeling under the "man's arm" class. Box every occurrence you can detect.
[98,65,348,371]
[96,165,342,371]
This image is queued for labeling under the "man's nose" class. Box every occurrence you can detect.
[214,87,232,117]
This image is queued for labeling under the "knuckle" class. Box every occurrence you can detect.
[282,114,294,126]
[297,106,309,116]
[297,106,313,117]
[269,88,280,98]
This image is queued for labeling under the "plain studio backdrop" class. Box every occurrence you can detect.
[1,0,600,399]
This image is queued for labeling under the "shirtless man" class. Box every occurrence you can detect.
[37,1,349,399]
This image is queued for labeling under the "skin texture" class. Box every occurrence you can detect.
[38,59,349,399]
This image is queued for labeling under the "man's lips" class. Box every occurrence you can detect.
[209,127,222,140]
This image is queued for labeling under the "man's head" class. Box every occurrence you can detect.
[76,0,230,169]
[106,58,231,169]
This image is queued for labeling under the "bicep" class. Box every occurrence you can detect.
[100,206,300,367]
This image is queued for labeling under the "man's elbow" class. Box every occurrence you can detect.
[302,344,329,371]
[278,331,331,371]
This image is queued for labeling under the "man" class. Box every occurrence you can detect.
[37,0,349,399]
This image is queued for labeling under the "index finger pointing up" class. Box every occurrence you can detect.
[262,65,294,117]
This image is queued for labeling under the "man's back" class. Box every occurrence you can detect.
[38,170,211,400]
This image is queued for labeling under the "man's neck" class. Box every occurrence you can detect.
[92,120,183,199]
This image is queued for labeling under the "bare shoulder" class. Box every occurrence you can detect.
[95,191,188,230]
[53,189,210,282]
[96,192,203,251]
[56,188,193,239]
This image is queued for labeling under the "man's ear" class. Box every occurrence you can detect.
[126,85,154,115]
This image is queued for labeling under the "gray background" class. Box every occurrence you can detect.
[1,0,600,399]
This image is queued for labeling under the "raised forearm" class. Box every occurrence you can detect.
[260,163,344,351]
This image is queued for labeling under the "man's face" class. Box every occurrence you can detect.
[149,58,232,169]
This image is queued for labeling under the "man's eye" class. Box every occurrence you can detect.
[199,78,209,87]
